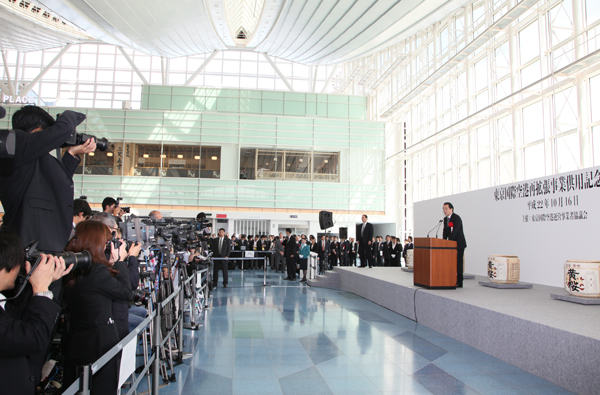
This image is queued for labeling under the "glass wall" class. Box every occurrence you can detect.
[0,46,339,110]
[239,148,339,182]
[334,0,600,236]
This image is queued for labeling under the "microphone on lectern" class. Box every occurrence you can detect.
[426,220,443,238]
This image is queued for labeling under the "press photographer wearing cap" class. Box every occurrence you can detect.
[0,106,95,253]
[0,231,73,395]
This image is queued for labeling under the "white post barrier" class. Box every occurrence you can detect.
[308,252,318,280]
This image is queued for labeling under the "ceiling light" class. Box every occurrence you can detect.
[106,152,113,157]
[177,154,184,159]
[194,155,200,160]
[160,154,166,158]
[287,163,291,166]
[299,159,303,162]
[324,160,328,163]
[88,152,95,156]
[212,156,218,160]
[143,154,149,158]
[273,157,277,161]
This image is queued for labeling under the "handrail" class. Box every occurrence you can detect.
[61,267,208,395]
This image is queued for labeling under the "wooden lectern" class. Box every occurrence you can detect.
[413,237,457,289]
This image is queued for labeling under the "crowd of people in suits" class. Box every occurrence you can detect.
[205,219,415,287]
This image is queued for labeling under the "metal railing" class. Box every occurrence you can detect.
[61,266,210,395]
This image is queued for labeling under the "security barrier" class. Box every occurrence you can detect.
[62,266,210,395]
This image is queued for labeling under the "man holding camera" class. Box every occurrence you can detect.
[0,231,73,395]
[0,106,95,253]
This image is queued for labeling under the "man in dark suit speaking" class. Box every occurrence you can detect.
[211,228,231,288]
[356,214,374,268]
[442,202,467,288]
[0,106,94,253]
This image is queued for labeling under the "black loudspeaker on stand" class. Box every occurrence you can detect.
[319,211,333,229]
[339,227,348,239]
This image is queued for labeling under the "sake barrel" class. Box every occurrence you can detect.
[564,260,600,298]
[406,249,414,268]
[487,255,520,284]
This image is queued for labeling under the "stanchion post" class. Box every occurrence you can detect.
[263,257,267,286]
[177,273,185,360]
[152,304,161,395]
[80,365,91,395]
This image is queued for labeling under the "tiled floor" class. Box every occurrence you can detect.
[156,270,575,395]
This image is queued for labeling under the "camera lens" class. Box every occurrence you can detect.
[95,137,109,151]
[58,250,92,270]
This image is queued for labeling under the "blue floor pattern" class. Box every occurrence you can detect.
[155,270,575,395]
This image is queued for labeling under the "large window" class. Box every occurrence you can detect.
[64,143,223,178]
[239,148,339,182]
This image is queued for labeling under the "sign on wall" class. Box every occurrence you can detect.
[414,166,600,288]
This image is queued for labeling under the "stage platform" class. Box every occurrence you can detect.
[308,267,600,395]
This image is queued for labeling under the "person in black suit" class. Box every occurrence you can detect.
[62,220,132,395]
[0,107,95,253]
[316,235,330,274]
[211,228,231,287]
[390,237,403,267]
[356,215,374,268]
[284,229,297,280]
[0,231,73,395]
[442,202,467,288]
[348,238,357,267]
[330,236,339,267]
[339,238,349,266]
[383,235,391,266]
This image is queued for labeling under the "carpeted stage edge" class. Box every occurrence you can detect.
[308,267,600,395]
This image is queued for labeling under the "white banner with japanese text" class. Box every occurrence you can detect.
[414,166,600,287]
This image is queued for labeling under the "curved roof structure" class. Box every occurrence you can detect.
[2,0,468,64]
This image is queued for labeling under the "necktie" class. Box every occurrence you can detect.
[219,238,223,255]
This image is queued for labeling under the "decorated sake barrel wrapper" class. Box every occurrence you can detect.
[564,260,600,298]
[487,255,520,284]
[406,249,414,268]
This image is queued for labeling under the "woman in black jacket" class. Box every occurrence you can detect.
[62,220,132,395]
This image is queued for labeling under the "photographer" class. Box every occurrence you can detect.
[0,231,73,395]
[91,212,143,338]
[62,220,132,395]
[0,106,94,253]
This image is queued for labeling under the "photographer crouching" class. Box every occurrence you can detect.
[0,231,73,395]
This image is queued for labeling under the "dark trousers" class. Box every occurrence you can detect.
[359,244,374,267]
[456,248,464,287]
[273,252,283,271]
[213,260,229,285]
[340,254,348,266]
[349,253,356,266]
[286,255,296,279]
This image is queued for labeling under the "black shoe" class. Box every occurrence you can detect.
[212,283,218,288]
[300,278,307,283]
[223,284,227,288]
[284,277,291,280]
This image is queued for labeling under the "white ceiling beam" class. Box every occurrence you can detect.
[20,44,73,97]
[1,51,16,97]
[184,50,220,87]
[262,53,295,92]
[118,47,149,85]
[321,64,339,94]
